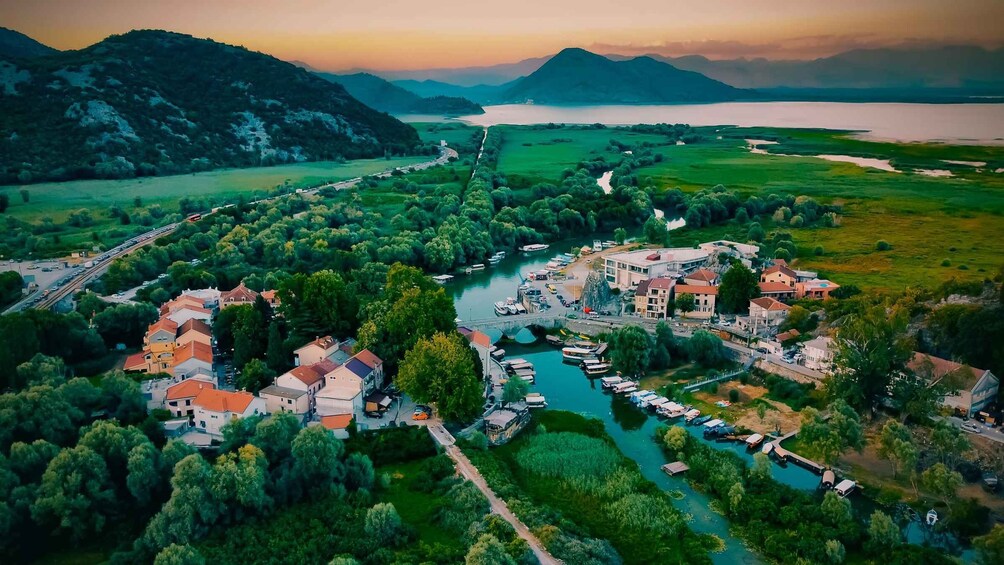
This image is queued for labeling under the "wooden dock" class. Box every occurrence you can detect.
[662,462,690,476]
[768,431,826,475]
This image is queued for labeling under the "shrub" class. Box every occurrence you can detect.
[814,246,824,256]
[940,259,951,267]
[729,389,740,403]
[875,240,891,251]
[515,432,620,479]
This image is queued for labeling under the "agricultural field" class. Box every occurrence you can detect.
[491,124,1004,290]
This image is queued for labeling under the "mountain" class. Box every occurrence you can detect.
[346,55,549,86]
[318,72,483,115]
[391,79,506,104]
[0,27,58,59]
[646,46,1004,90]
[501,48,746,104]
[0,30,419,184]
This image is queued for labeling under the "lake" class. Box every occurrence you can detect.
[450,102,1004,144]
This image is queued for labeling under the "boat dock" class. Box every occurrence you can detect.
[767,431,826,475]
[662,462,690,476]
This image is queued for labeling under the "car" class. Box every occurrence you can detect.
[961,422,982,434]
[114,292,124,297]
[411,408,431,421]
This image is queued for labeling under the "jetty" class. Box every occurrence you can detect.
[766,431,826,475]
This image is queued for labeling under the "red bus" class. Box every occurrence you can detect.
[186,213,202,222]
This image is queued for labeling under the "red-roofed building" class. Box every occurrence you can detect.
[760,264,797,288]
[634,277,675,319]
[683,269,719,287]
[220,282,259,309]
[176,319,213,348]
[759,281,796,301]
[165,379,216,422]
[749,297,791,328]
[316,350,385,417]
[193,389,265,438]
[795,279,840,300]
[172,341,214,379]
[907,353,999,417]
[124,351,149,373]
[294,335,340,366]
[260,289,281,309]
[673,284,718,319]
[318,414,353,439]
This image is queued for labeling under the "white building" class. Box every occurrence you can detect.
[604,248,709,289]
[698,240,760,268]
[192,389,266,438]
[802,336,836,372]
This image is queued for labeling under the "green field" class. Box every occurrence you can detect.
[493,125,1004,290]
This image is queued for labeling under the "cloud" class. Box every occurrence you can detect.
[587,35,992,60]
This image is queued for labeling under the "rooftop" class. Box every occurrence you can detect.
[166,378,216,400]
[147,318,179,335]
[750,297,790,311]
[605,247,709,267]
[296,335,337,353]
[803,336,834,351]
[194,389,256,413]
[675,284,718,295]
[908,352,990,390]
[759,281,794,293]
[352,349,382,369]
[124,351,148,370]
[286,365,324,386]
[173,341,213,365]
[178,318,212,337]
[762,264,797,279]
[685,268,719,282]
[259,384,307,400]
[320,414,353,430]
[221,282,259,304]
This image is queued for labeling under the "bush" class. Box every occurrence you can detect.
[515,432,620,479]
[876,240,891,251]
[729,389,740,403]
[940,259,951,267]
[345,426,436,466]
[814,246,824,256]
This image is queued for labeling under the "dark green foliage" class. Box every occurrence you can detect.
[320,72,484,115]
[345,426,437,467]
[0,270,23,309]
[718,263,760,314]
[762,374,817,411]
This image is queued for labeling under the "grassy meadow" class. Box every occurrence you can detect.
[493,124,1004,291]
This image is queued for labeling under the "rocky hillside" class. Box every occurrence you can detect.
[0,30,420,184]
[0,27,57,59]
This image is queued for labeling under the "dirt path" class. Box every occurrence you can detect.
[445,444,560,565]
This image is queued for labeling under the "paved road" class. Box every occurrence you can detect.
[947,415,1004,445]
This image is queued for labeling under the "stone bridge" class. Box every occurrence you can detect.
[463,312,565,338]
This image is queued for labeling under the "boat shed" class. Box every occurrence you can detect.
[662,462,690,476]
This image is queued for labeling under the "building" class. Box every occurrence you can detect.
[603,248,710,289]
[165,379,216,422]
[220,282,259,309]
[683,268,719,287]
[260,289,281,309]
[315,350,384,417]
[748,297,791,329]
[178,288,222,309]
[634,277,675,319]
[485,405,531,446]
[142,318,180,372]
[794,270,819,283]
[673,284,718,319]
[172,341,214,380]
[796,279,841,300]
[294,335,341,366]
[802,336,835,372]
[193,389,265,438]
[758,281,796,302]
[175,319,213,348]
[760,263,797,288]
[275,363,328,413]
[908,353,999,417]
[259,385,310,420]
[698,240,760,268]
[318,414,353,439]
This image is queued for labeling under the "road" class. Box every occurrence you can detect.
[3,146,457,315]
[425,419,560,565]
[947,415,1004,445]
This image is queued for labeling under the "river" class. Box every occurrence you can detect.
[448,243,973,563]
[449,102,1004,145]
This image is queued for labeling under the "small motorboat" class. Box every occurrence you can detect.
[762,442,774,455]
[926,509,938,526]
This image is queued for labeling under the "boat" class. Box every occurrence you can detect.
[520,244,550,253]
[511,368,536,379]
[762,443,774,455]
[659,403,687,418]
[603,240,617,248]
[820,469,835,489]
[562,346,598,362]
[600,376,623,389]
[490,348,505,360]
[503,358,529,366]
[494,301,510,316]
[494,251,507,259]
[584,363,611,376]
[646,397,669,410]
[683,409,701,422]
[488,255,503,265]
[505,298,519,315]
[525,395,548,409]
[745,433,764,449]
[593,239,603,250]
[514,303,527,315]
[546,335,564,347]
[431,274,454,284]
[629,390,654,403]
[618,385,638,395]
[925,509,938,526]
[470,263,486,271]
[834,479,856,498]
[702,418,724,429]
[545,261,561,271]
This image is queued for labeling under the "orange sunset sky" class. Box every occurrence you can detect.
[3,0,1003,71]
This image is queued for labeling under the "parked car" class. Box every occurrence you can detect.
[411,407,431,421]
[961,422,982,434]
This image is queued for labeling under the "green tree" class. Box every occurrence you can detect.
[0,271,23,308]
[154,544,205,565]
[643,216,667,246]
[718,263,760,314]
[866,510,901,552]
[687,330,727,367]
[210,445,271,518]
[675,293,696,316]
[8,439,60,479]
[237,358,275,393]
[32,445,116,541]
[829,305,912,416]
[127,442,163,505]
[798,399,864,465]
[930,421,970,468]
[920,462,963,505]
[279,270,359,343]
[140,454,218,549]
[232,306,267,369]
[610,325,652,377]
[465,534,517,565]
[663,426,688,451]
[878,421,918,479]
[893,356,958,423]
[973,524,1004,565]
[750,452,772,481]
[292,425,346,490]
[502,376,529,407]
[824,539,845,564]
[396,332,482,423]
[250,412,301,463]
[344,452,375,491]
[265,321,286,373]
[613,227,627,245]
[364,502,403,546]
[820,490,853,526]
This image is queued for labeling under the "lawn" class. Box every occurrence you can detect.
[491,124,1004,291]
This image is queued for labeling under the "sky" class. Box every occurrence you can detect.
[4,0,1003,71]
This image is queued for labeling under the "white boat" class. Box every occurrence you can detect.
[581,358,604,367]
[526,395,547,408]
[432,274,454,284]
[512,368,536,378]
[611,381,635,393]
[618,385,638,395]
[745,434,764,448]
[520,244,550,253]
[494,251,507,259]
[584,363,611,375]
[593,239,603,250]
[494,301,509,316]
[629,390,654,403]
[470,264,486,271]
[515,303,527,315]
[490,348,505,360]
[603,240,617,248]
[504,358,529,366]
[646,397,669,409]
[563,346,597,362]
[600,376,623,388]
[545,261,562,271]
[660,403,687,418]
[684,409,701,422]
[926,509,938,526]
[762,442,774,455]
[703,419,724,428]
[834,479,856,498]
[488,255,503,265]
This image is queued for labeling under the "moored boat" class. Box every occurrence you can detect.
[745,433,764,449]
[432,274,454,284]
[525,394,547,408]
[684,409,701,422]
[520,243,550,253]
[470,263,485,271]
[601,375,623,389]
[584,363,611,375]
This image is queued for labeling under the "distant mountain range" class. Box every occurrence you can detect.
[0,30,419,184]
[0,27,58,59]
[343,55,551,87]
[317,72,483,115]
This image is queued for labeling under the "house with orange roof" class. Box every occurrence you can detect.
[316,349,384,417]
[172,341,214,380]
[193,389,265,438]
[165,379,216,422]
[260,289,281,309]
[176,319,213,348]
[163,304,213,326]
[673,284,718,319]
[294,335,341,366]
[760,263,797,288]
[160,295,205,316]
[276,363,327,413]
[220,282,259,309]
[748,297,791,328]
[758,281,796,301]
[316,414,353,439]
[143,318,179,372]
[683,268,719,287]
[907,352,999,417]
[795,279,841,300]
[633,277,675,319]
[177,288,222,309]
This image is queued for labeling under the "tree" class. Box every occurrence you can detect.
[866,510,901,552]
[829,305,912,416]
[920,462,963,505]
[279,270,359,343]
[127,442,163,505]
[210,444,271,517]
[232,306,267,369]
[675,293,696,316]
[465,534,517,565]
[154,544,205,565]
[750,452,772,481]
[877,421,918,480]
[396,332,482,423]
[820,490,853,526]
[502,377,529,406]
[265,321,286,373]
[973,524,1004,565]
[32,445,116,541]
[930,421,970,468]
[344,452,375,491]
[19,189,29,203]
[365,502,403,545]
[893,357,957,423]
[0,193,8,213]
[140,454,217,549]
[687,330,727,367]
[292,425,346,490]
[613,227,627,245]
[718,263,760,314]
[250,412,301,463]
[824,539,845,564]
[610,325,652,377]
[663,426,688,451]
[237,358,275,393]
[798,399,864,465]
[643,215,667,246]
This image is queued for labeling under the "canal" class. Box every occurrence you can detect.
[447,239,973,563]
